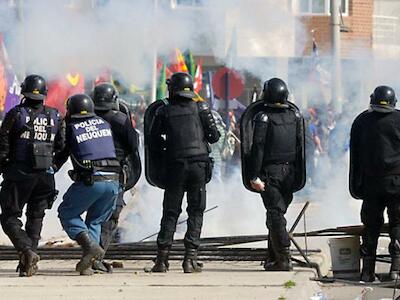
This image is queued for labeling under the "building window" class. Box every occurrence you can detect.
[171,0,205,7]
[297,0,348,15]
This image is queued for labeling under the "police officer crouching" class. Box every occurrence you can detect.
[145,72,220,273]
[91,83,141,273]
[0,74,62,276]
[55,94,120,275]
[350,86,400,282]
[240,78,306,271]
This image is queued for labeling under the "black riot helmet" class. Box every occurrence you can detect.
[66,94,96,119]
[20,74,47,101]
[262,78,289,108]
[166,72,196,99]
[370,85,397,113]
[93,83,119,111]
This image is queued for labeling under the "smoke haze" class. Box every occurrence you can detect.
[0,0,397,244]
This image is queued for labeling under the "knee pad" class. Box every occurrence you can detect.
[266,209,285,230]
[360,244,377,257]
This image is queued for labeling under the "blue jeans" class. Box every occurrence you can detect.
[58,180,119,244]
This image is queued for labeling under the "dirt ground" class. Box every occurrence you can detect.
[0,260,323,300]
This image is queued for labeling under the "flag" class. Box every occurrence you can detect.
[4,72,21,113]
[310,35,330,85]
[0,35,10,112]
[169,48,188,73]
[156,62,167,100]
[46,72,85,115]
[193,63,203,93]
[184,50,196,78]
[95,68,113,85]
[0,34,22,113]
[0,61,6,112]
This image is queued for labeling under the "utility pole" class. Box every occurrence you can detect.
[150,0,159,103]
[16,0,25,78]
[330,0,342,113]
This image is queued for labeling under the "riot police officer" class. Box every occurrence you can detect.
[240,78,305,271]
[91,83,141,273]
[145,72,220,273]
[0,74,63,276]
[54,94,120,275]
[350,86,400,282]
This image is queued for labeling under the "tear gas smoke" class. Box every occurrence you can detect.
[0,0,397,244]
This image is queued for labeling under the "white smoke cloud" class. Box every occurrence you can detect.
[1,0,398,245]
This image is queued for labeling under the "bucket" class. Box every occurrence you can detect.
[328,236,360,279]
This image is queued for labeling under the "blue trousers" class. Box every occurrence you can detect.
[58,180,119,244]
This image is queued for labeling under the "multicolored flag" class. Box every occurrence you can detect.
[184,49,196,78]
[169,48,188,73]
[0,34,22,113]
[310,32,330,86]
[193,63,203,93]
[4,71,21,113]
[156,62,167,100]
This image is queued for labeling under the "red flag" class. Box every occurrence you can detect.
[193,63,203,93]
[95,68,112,85]
[46,72,85,115]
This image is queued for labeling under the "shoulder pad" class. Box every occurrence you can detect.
[44,106,61,118]
[113,110,128,125]
[155,105,166,116]
[255,112,268,123]
[197,101,210,111]
[44,106,59,113]
[294,110,302,119]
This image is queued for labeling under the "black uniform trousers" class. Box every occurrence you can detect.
[100,190,125,251]
[0,168,55,252]
[360,175,400,257]
[260,163,295,252]
[157,160,207,250]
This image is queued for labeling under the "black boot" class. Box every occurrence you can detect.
[75,232,104,275]
[17,248,40,277]
[30,239,40,275]
[92,259,113,273]
[151,249,170,273]
[182,248,203,273]
[360,257,376,282]
[263,236,276,270]
[264,247,293,271]
[390,256,400,280]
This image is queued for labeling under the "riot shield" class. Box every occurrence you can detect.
[122,138,142,191]
[289,102,306,192]
[240,100,265,193]
[117,101,142,191]
[349,121,362,199]
[144,99,168,189]
[240,100,306,193]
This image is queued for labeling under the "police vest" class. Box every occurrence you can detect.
[263,109,297,163]
[67,116,116,162]
[163,101,209,159]
[13,105,59,164]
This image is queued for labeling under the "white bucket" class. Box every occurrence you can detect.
[328,236,360,279]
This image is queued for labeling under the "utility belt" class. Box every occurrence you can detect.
[69,158,121,186]
[168,155,214,183]
[68,170,120,186]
